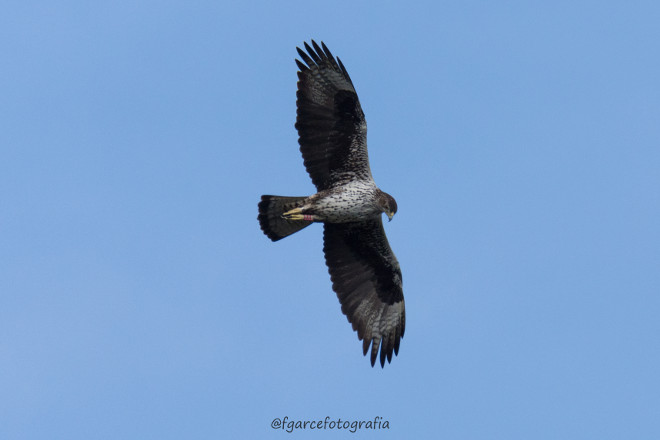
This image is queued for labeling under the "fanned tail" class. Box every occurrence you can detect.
[258,195,312,241]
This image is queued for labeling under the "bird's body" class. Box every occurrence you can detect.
[258,41,405,367]
[288,181,390,223]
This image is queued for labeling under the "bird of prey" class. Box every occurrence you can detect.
[258,41,404,367]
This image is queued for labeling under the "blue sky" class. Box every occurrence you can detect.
[2,1,659,438]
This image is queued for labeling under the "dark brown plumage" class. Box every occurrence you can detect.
[258,41,405,367]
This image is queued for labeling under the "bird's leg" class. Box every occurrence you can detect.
[282,207,314,221]
[282,207,302,219]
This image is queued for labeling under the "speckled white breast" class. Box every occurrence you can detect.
[308,180,382,223]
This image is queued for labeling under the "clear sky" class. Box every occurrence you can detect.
[2,1,659,439]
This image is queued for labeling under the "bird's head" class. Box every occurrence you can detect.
[379,191,398,222]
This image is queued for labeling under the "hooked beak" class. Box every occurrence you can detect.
[386,211,394,222]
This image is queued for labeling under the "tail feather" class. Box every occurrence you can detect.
[258,195,312,241]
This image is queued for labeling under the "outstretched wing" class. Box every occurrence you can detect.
[323,219,405,367]
[295,41,372,191]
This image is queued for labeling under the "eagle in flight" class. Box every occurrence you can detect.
[258,41,405,367]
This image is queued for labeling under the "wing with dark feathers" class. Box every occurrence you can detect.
[295,41,372,191]
[323,219,405,367]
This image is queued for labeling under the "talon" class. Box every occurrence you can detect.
[282,207,303,218]
[283,213,306,221]
[282,208,314,221]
